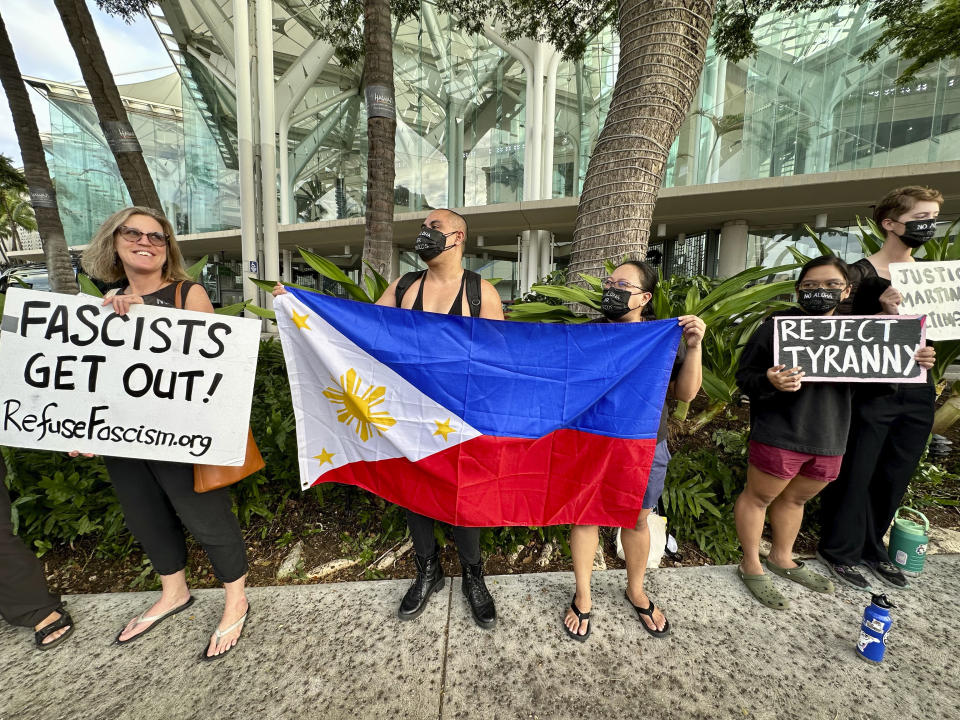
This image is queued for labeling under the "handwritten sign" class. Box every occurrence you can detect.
[890,261,960,341]
[0,288,260,464]
[773,315,926,383]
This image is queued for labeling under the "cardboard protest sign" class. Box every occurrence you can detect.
[890,261,960,341]
[0,288,260,464]
[773,315,926,383]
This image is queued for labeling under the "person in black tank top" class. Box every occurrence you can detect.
[817,186,940,592]
[376,208,504,630]
[80,206,250,660]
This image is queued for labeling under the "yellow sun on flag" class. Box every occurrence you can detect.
[323,368,396,442]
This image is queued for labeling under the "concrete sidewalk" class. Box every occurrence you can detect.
[2,555,958,720]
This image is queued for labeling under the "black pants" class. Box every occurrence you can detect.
[1,460,62,628]
[818,384,935,566]
[105,457,248,583]
[406,510,481,567]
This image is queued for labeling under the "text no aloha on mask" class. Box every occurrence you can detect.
[797,288,843,315]
[415,225,458,261]
[897,218,938,248]
[600,287,633,319]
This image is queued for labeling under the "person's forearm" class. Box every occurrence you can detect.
[674,346,702,402]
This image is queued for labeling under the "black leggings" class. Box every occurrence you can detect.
[105,457,248,583]
[406,510,481,567]
[818,384,935,565]
[0,464,61,627]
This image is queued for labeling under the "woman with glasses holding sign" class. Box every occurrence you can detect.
[734,256,936,610]
[562,261,704,641]
[734,257,853,609]
[75,207,249,660]
[817,186,940,592]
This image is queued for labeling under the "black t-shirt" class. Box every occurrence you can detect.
[118,280,200,308]
[736,309,853,456]
[592,317,686,442]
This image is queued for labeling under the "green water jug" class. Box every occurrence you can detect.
[888,507,929,576]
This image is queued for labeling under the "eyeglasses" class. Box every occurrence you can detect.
[602,277,647,293]
[797,280,847,291]
[117,225,168,247]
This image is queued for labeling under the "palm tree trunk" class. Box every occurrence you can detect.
[361,0,396,282]
[52,0,163,211]
[567,0,715,284]
[0,12,77,294]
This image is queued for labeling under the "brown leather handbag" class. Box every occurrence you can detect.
[172,281,265,493]
[193,427,265,493]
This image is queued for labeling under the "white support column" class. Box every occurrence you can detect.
[277,39,336,224]
[232,0,258,315]
[539,231,554,277]
[256,0,279,307]
[815,213,828,229]
[281,249,292,282]
[718,220,750,278]
[540,48,561,200]
[483,28,535,201]
[527,42,544,201]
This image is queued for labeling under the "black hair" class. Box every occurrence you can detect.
[796,255,850,285]
[618,260,658,319]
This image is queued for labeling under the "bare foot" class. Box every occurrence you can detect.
[626,587,667,633]
[204,597,249,658]
[35,610,71,645]
[563,593,591,637]
[117,591,192,642]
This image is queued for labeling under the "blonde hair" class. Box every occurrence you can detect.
[81,206,191,284]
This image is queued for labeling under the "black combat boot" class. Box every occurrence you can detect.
[398,552,444,620]
[462,562,496,629]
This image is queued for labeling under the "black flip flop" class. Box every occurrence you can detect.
[200,604,250,662]
[115,595,196,645]
[625,591,671,638]
[563,597,591,642]
[35,606,74,651]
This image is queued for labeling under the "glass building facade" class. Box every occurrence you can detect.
[39,2,960,260]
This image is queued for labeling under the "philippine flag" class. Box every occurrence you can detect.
[275,289,682,528]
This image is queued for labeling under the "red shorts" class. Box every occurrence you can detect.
[748,441,843,482]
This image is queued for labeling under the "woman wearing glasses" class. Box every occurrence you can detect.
[732,255,933,609]
[563,260,704,641]
[78,207,249,659]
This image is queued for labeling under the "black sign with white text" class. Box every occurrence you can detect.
[773,315,926,383]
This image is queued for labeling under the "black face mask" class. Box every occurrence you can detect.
[415,226,458,261]
[896,218,937,248]
[600,287,633,319]
[797,288,843,315]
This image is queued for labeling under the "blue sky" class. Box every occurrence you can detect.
[0,0,172,164]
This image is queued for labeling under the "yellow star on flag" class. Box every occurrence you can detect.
[433,418,456,441]
[313,448,335,466]
[291,310,311,330]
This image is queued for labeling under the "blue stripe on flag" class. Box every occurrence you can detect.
[287,289,682,440]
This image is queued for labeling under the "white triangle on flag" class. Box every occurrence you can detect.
[275,294,482,490]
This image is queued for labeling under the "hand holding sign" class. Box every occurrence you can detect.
[891,261,960,340]
[767,365,804,392]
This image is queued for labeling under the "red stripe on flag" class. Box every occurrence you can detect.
[308,429,656,528]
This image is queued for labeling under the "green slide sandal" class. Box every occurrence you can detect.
[737,567,790,610]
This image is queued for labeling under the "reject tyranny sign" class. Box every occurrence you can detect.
[0,288,261,464]
[773,315,926,383]
[890,260,960,341]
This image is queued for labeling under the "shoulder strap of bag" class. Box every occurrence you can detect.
[465,270,482,318]
[173,281,186,309]
[394,270,425,307]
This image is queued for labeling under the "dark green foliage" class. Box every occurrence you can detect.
[93,1,153,20]
[1,446,130,557]
[436,0,616,60]
[662,429,747,565]
[308,0,421,67]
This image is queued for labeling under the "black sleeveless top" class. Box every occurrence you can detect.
[118,280,200,308]
[411,272,469,315]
